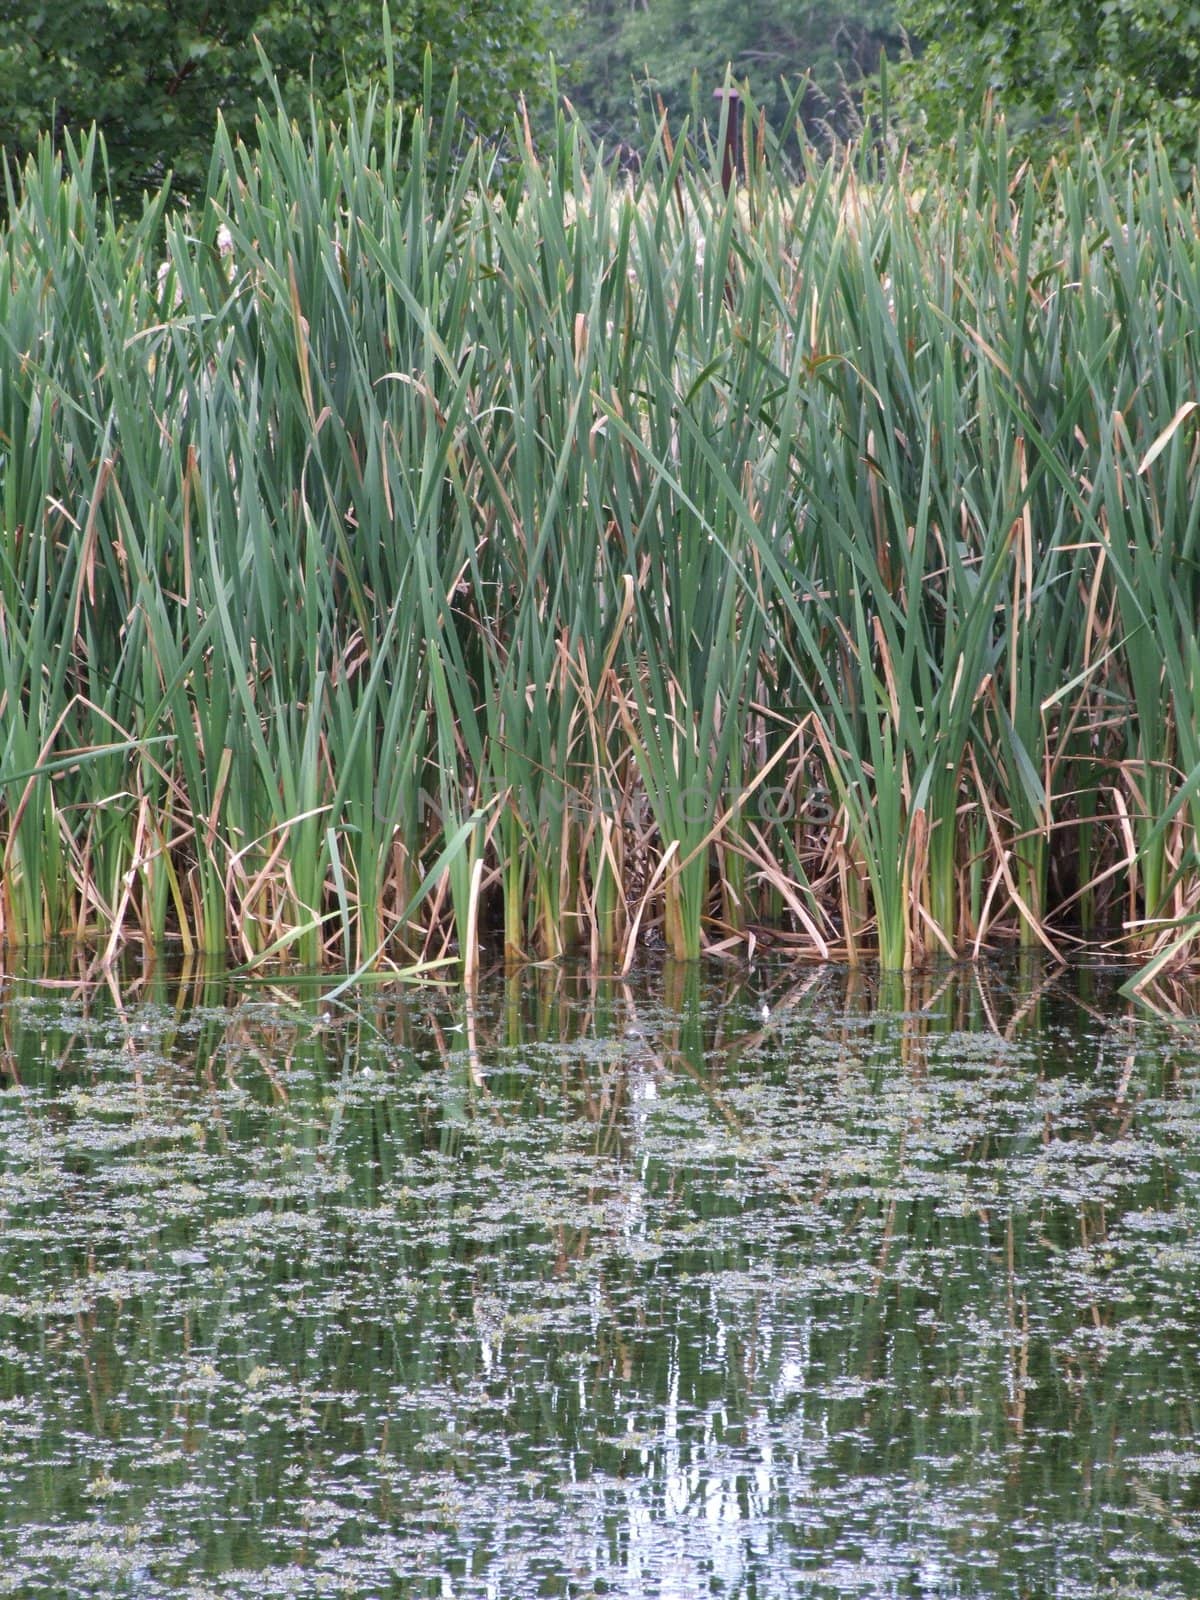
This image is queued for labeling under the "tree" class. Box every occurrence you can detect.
[564,0,900,156]
[893,0,1200,166]
[0,1,561,208]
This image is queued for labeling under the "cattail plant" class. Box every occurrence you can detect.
[2,74,1200,991]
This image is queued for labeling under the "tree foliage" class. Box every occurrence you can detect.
[0,0,559,206]
[564,0,899,154]
[894,0,1200,164]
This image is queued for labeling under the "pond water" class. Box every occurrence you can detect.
[1,959,1199,1598]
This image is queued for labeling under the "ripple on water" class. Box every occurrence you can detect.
[2,964,1200,1596]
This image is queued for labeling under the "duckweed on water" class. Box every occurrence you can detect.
[0,961,1199,1597]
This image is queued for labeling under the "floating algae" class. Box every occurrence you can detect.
[1,962,1199,1596]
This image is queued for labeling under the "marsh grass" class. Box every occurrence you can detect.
[3,83,1200,989]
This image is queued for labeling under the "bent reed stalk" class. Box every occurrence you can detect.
[3,83,1200,987]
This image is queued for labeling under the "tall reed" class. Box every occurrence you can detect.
[2,79,1200,987]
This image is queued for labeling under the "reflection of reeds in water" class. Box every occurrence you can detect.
[4,89,1200,993]
[3,948,1194,1591]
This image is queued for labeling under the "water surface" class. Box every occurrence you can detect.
[1,961,1198,1597]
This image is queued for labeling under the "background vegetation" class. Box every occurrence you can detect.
[565,0,899,153]
[0,1,905,213]
[0,0,561,204]
[892,0,1200,169]
[4,0,1200,218]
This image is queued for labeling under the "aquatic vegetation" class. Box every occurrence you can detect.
[3,86,1200,984]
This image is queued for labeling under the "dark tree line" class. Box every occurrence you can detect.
[564,0,900,155]
[1,0,1196,215]
[0,0,559,205]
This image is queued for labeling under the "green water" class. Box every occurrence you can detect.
[1,961,1198,1598]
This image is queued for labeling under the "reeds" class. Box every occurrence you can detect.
[3,84,1200,986]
